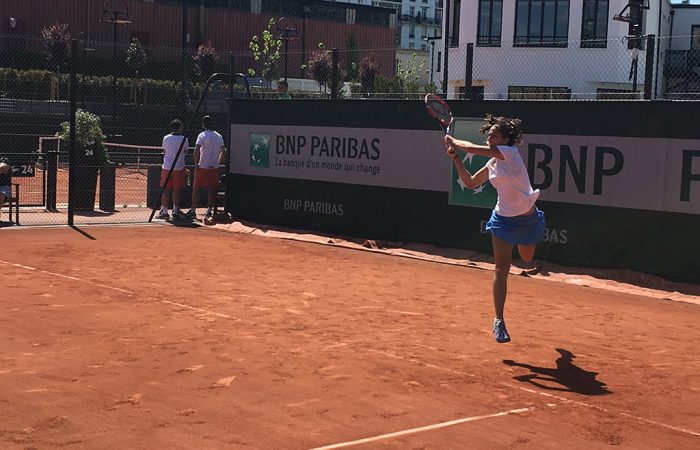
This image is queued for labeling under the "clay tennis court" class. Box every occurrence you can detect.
[1,224,699,449]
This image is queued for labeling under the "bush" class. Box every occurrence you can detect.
[57,109,109,167]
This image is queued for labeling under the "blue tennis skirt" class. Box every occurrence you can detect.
[485,208,546,245]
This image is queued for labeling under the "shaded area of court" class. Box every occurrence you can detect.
[1,226,699,449]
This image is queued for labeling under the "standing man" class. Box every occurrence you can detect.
[159,119,189,220]
[0,157,12,222]
[186,115,225,220]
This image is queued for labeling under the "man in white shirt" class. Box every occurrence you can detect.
[186,116,225,219]
[159,119,189,220]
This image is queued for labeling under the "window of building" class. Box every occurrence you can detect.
[693,25,700,51]
[514,0,569,47]
[580,0,608,48]
[508,85,572,100]
[450,0,461,47]
[409,24,415,37]
[477,0,502,47]
[596,88,637,100]
[204,0,251,10]
[459,85,485,100]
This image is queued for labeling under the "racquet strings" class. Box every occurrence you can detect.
[426,97,452,124]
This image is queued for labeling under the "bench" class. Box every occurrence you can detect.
[5,183,19,225]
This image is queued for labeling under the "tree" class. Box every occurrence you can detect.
[125,38,147,78]
[395,53,425,96]
[41,22,71,101]
[125,38,147,104]
[192,41,219,82]
[359,54,380,94]
[42,22,71,72]
[374,53,427,99]
[247,18,282,84]
[307,43,332,93]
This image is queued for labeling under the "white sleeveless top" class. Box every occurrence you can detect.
[485,145,539,217]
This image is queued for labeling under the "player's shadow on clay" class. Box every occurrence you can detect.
[503,348,611,396]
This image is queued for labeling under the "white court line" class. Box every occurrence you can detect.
[159,299,241,321]
[309,407,534,450]
[1,259,241,321]
[0,259,134,294]
[368,349,700,438]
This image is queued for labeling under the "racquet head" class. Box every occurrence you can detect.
[424,93,453,135]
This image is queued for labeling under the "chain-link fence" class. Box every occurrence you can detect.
[1,31,698,226]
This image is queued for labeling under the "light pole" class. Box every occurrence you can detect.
[424,36,440,86]
[277,17,299,82]
[100,1,131,122]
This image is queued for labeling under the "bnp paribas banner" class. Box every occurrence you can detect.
[231,121,700,216]
[231,124,452,192]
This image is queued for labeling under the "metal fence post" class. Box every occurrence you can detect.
[45,151,58,212]
[68,39,78,225]
[225,52,234,215]
[331,48,339,100]
[644,34,656,100]
[443,0,451,96]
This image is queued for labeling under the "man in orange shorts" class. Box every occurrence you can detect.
[186,115,225,220]
[159,119,189,220]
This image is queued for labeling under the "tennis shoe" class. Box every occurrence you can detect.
[157,210,170,220]
[171,210,186,220]
[185,209,196,218]
[493,319,511,343]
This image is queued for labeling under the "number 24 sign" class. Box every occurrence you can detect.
[11,164,36,178]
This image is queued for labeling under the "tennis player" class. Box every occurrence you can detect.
[444,115,545,343]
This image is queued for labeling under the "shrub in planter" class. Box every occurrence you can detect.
[57,110,109,210]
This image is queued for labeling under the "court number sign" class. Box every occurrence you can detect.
[11,163,36,177]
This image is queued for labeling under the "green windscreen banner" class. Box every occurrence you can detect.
[228,100,700,283]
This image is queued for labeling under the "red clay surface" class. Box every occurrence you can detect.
[1,225,699,449]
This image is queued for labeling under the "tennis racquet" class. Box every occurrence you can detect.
[424,93,454,136]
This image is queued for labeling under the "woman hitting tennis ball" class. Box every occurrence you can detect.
[444,114,545,343]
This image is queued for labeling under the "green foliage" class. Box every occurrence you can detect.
[125,38,147,78]
[396,53,425,94]
[248,19,282,81]
[58,110,109,167]
[372,54,429,99]
[0,67,247,106]
[41,22,71,72]
[192,42,219,81]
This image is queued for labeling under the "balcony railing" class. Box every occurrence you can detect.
[399,14,442,26]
